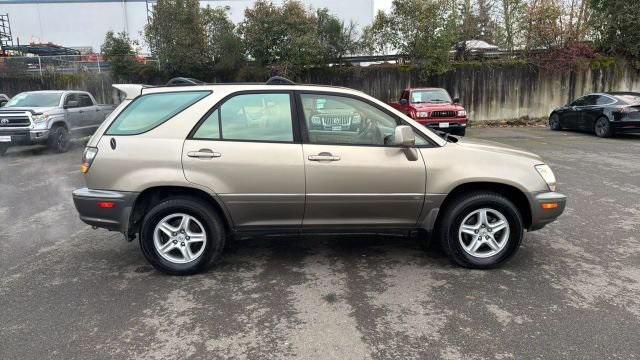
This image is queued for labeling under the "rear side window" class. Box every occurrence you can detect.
[107,91,210,135]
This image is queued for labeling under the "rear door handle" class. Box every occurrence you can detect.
[308,152,340,161]
[187,148,221,159]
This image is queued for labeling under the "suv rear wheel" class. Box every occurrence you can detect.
[437,192,524,269]
[139,197,225,275]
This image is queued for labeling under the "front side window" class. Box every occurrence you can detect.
[570,97,586,106]
[301,93,428,146]
[6,92,62,107]
[218,93,293,142]
[107,91,210,135]
[78,94,93,107]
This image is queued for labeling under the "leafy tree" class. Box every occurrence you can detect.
[101,31,137,80]
[145,0,209,77]
[499,0,526,52]
[590,0,640,59]
[522,0,564,50]
[239,0,321,75]
[361,10,398,55]
[315,9,359,64]
[201,6,245,80]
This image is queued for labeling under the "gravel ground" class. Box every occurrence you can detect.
[1,127,639,359]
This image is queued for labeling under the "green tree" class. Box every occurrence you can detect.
[145,0,209,77]
[201,6,245,80]
[361,10,398,55]
[315,8,359,64]
[499,0,526,52]
[590,0,640,59]
[239,0,321,75]
[101,31,137,80]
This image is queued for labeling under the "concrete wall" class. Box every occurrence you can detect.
[302,63,640,121]
[1,62,639,121]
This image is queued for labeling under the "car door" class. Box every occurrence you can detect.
[76,93,99,135]
[560,97,586,129]
[182,91,305,229]
[576,95,601,130]
[63,93,82,129]
[298,92,427,227]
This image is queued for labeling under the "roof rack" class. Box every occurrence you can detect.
[266,76,295,85]
[166,77,206,86]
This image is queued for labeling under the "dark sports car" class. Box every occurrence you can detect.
[549,92,640,137]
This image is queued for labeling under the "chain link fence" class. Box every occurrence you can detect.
[0,55,159,76]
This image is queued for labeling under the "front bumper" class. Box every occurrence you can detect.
[416,119,468,133]
[528,191,567,231]
[72,188,139,234]
[0,129,50,145]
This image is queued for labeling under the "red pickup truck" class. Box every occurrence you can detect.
[389,88,468,136]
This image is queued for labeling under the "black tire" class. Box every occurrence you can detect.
[139,197,226,275]
[594,117,613,138]
[549,114,562,131]
[0,144,8,156]
[436,191,524,269]
[48,125,70,153]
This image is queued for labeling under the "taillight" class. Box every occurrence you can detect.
[81,147,98,174]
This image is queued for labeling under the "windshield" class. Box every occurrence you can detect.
[410,89,452,104]
[5,93,62,108]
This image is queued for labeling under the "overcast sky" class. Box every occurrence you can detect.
[374,0,393,13]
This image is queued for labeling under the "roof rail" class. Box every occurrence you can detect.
[266,76,296,85]
[166,77,206,86]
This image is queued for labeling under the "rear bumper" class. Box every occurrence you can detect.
[528,191,567,231]
[72,188,139,234]
[0,129,50,145]
[611,121,640,134]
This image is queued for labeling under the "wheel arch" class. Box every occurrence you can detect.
[127,185,233,240]
[434,182,532,232]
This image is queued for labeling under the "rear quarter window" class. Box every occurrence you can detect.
[106,91,210,135]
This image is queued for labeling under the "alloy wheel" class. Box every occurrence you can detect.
[458,208,510,258]
[153,213,207,264]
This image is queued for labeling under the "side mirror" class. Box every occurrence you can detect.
[453,97,460,104]
[64,100,78,109]
[394,125,419,161]
[399,98,408,105]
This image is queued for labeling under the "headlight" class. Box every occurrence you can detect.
[32,114,48,123]
[457,110,467,117]
[416,111,429,118]
[535,164,557,191]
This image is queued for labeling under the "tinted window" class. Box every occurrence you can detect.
[301,93,428,146]
[218,93,293,142]
[583,95,598,106]
[570,97,586,106]
[614,94,640,105]
[193,109,220,139]
[78,94,93,107]
[64,94,79,107]
[107,91,210,135]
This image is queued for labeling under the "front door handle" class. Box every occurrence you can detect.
[308,152,340,161]
[187,148,221,159]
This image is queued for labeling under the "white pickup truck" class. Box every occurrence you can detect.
[0,90,115,155]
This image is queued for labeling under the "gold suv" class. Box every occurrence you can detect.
[73,78,566,275]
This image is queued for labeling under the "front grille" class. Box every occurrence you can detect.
[321,114,352,127]
[0,115,31,127]
[431,111,456,118]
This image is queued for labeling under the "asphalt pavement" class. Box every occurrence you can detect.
[1,128,639,359]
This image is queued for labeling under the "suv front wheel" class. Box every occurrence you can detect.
[139,197,225,275]
[437,192,524,269]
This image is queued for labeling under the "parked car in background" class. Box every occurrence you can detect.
[0,90,116,156]
[0,94,9,107]
[389,88,468,136]
[72,79,565,275]
[549,92,640,138]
